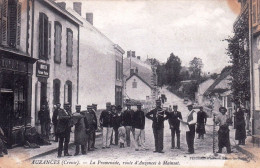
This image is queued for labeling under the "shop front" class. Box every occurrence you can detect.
[0,51,37,147]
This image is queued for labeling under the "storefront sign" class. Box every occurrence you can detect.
[0,57,27,72]
[36,62,49,78]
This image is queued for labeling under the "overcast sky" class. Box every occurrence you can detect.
[64,0,239,73]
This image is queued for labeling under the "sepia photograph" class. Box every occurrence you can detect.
[0,0,259,167]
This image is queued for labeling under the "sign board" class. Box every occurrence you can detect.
[36,61,49,78]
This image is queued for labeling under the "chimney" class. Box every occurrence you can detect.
[57,2,66,9]
[132,51,136,58]
[73,2,82,16]
[135,67,138,74]
[130,69,135,76]
[137,56,140,60]
[86,13,93,25]
[127,51,131,58]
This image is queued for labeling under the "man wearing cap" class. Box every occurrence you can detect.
[123,103,135,147]
[146,99,169,153]
[91,104,98,149]
[114,105,123,146]
[100,102,113,148]
[52,103,61,142]
[84,105,97,151]
[182,104,197,154]
[72,105,88,156]
[133,103,147,151]
[215,107,232,153]
[168,104,182,149]
[56,103,72,157]
[196,106,207,139]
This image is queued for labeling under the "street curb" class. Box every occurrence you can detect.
[25,132,102,161]
[234,145,256,161]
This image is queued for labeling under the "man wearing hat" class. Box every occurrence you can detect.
[215,107,232,153]
[100,102,113,148]
[196,106,207,139]
[72,105,88,156]
[133,103,147,151]
[56,103,72,157]
[52,103,61,142]
[183,104,197,154]
[84,105,97,151]
[146,99,169,153]
[123,103,135,147]
[91,104,98,149]
[168,104,182,149]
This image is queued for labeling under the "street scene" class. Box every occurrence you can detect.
[37,88,250,165]
[0,0,260,168]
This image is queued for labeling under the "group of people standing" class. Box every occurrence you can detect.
[36,98,248,158]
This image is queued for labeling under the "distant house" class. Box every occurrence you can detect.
[126,71,153,101]
[123,51,158,107]
[195,78,215,106]
[203,69,233,118]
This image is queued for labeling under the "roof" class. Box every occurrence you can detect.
[123,58,153,87]
[203,69,232,96]
[126,73,153,89]
[41,0,83,26]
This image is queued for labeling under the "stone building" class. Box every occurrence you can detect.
[29,0,82,131]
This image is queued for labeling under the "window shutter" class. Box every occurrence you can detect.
[43,15,48,58]
[8,1,17,47]
[54,22,62,63]
[48,21,51,58]
[1,0,8,46]
[39,13,44,59]
[66,29,73,66]
[16,2,21,48]
[0,0,2,44]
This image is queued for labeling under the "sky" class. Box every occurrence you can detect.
[62,0,240,73]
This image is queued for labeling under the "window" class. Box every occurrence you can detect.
[132,79,137,88]
[115,86,122,106]
[0,0,21,48]
[39,13,49,60]
[54,21,62,63]
[66,28,73,66]
[53,79,60,105]
[116,60,122,80]
[64,81,72,105]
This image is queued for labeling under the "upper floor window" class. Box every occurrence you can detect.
[66,28,73,66]
[54,21,62,63]
[132,79,137,88]
[39,13,49,60]
[0,0,21,48]
[116,60,122,80]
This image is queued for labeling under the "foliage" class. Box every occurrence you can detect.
[189,57,204,79]
[225,11,250,103]
[165,53,182,85]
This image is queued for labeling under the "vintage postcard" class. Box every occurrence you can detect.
[0,0,259,167]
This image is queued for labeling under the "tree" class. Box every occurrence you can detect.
[165,53,182,85]
[226,11,250,104]
[189,57,203,79]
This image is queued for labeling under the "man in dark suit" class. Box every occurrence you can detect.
[91,104,98,149]
[56,103,72,157]
[168,104,182,149]
[85,105,97,151]
[52,103,61,142]
[146,100,168,153]
[123,103,135,147]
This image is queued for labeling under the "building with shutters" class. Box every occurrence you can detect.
[29,0,82,133]
[54,1,125,109]
[0,0,38,147]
